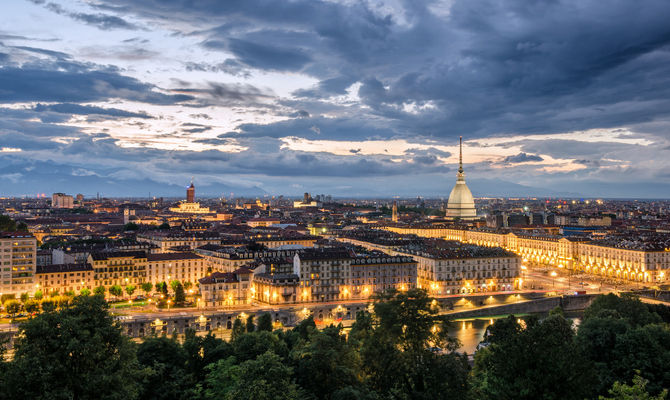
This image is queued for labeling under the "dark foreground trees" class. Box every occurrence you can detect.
[0,290,668,400]
[1,295,143,400]
[470,294,670,399]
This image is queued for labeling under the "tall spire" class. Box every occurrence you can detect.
[458,136,464,174]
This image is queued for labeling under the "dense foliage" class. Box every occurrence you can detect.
[0,291,668,399]
[0,214,27,232]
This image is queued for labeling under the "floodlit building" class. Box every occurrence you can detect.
[446,137,477,220]
[198,267,253,307]
[146,252,206,286]
[169,180,211,214]
[35,263,93,294]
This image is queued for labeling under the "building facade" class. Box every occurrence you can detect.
[0,232,37,296]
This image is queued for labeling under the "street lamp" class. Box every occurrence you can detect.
[550,271,557,288]
[520,266,527,289]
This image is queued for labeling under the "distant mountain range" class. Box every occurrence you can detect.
[1,160,668,199]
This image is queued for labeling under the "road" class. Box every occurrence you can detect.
[522,264,640,294]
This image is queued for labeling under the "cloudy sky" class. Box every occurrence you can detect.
[1,0,670,198]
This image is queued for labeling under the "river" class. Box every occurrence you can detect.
[448,316,582,354]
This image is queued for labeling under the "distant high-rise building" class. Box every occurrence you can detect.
[392,200,398,222]
[52,193,74,209]
[0,232,37,295]
[187,178,195,203]
[446,137,477,220]
[76,193,84,202]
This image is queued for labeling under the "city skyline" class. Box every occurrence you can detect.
[2,1,670,198]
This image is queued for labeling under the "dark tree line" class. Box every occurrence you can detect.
[0,291,668,399]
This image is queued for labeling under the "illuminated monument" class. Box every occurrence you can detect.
[446,136,477,220]
[169,178,211,214]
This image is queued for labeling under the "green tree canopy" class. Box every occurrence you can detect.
[174,282,186,305]
[109,285,123,298]
[0,214,27,232]
[94,285,106,296]
[204,351,300,400]
[3,295,144,400]
[124,222,139,231]
[141,282,153,295]
[257,312,273,332]
[471,314,595,400]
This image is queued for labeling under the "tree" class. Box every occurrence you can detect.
[160,281,169,297]
[3,295,144,399]
[246,314,255,332]
[41,299,56,312]
[232,331,288,363]
[157,222,171,230]
[34,290,43,300]
[141,282,153,295]
[600,374,668,400]
[94,286,106,296]
[184,281,193,291]
[358,289,468,399]
[126,285,136,297]
[5,300,21,317]
[174,282,186,305]
[24,299,39,314]
[170,280,181,294]
[109,285,123,299]
[204,351,301,400]
[137,336,193,400]
[124,222,139,231]
[0,214,26,232]
[292,324,366,399]
[20,292,29,303]
[585,293,660,326]
[80,288,91,296]
[231,318,246,341]
[471,314,595,400]
[0,294,15,304]
[578,294,670,396]
[257,312,273,332]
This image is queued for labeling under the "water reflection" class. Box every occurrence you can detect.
[448,316,582,354]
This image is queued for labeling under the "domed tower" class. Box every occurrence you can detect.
[446,137,477,220]
[186,177,195,203]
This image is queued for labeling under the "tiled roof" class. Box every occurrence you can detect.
[147,252,202,261]
[36,263,93,274]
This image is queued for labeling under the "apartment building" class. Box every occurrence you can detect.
[146,252,206,286]
[198,267,253,307]
[35,263,94,294]
[0,232,37,296]
[88,251,148,288]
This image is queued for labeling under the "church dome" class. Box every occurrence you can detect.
[447,180,476,219]
[446,136,477,220]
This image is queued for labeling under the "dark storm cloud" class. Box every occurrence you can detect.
[173,82,273,106]
[502,153,544,164]
[33,1,140,30]
[204,38,312,72]
[222,116,398,141]
[0,61,193,104]
[33,103,151,119]
[66,0,670,139]
[516,140,637,159]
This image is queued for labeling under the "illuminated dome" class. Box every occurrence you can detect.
[446,137,477,220]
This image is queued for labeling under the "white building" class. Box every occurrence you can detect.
[446,137,477,220]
